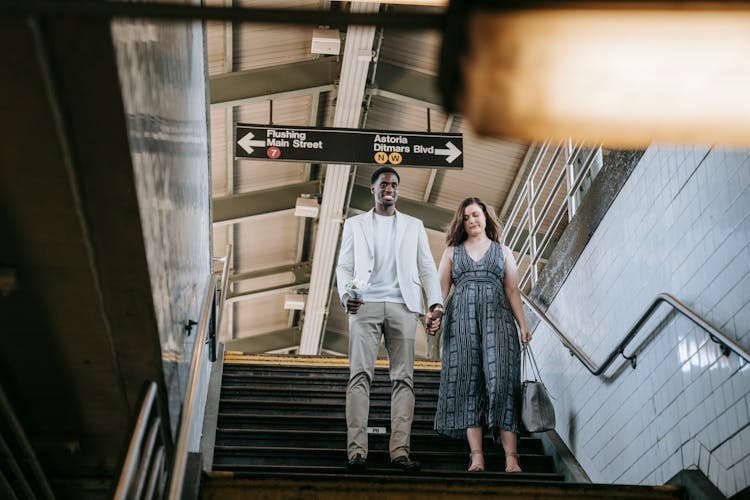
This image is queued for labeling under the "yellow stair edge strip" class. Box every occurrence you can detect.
[223,352,441,370]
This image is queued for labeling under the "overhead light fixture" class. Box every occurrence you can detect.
[311,28,341,55]
[294,196,320,218]
[339,0,448,6]
[441,2,750,147]
[284,293,307,310]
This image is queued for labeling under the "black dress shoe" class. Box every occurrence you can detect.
[347,453,367,471]
[391,456,421,472]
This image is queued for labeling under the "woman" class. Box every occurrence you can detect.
[433,197,532,473]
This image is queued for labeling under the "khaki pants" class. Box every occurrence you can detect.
[346,301,418,460]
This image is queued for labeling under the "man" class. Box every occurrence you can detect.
[336,166,444,472]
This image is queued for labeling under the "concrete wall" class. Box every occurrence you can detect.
[112,19,212,432]
[531,147,750,496]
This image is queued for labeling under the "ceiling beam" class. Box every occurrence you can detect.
[224,328,302,353]
[209,58,444,113]
[227,282,309,304]
[299,2,379,355]
[230,261,311,283]
[227,263,311,303]
[212,181,319,225]
[367,62,442,109]
[209,58,338,108]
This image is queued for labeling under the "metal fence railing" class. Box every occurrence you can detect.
[502,139,603,293]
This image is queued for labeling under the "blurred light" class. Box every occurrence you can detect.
[460,6,750,147]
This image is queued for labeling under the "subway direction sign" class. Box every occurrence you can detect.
[235,124,463,169]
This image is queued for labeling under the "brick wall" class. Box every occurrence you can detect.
[532,147,750,495]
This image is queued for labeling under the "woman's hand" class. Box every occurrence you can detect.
[521,328,532,344]
[426,304,444,336]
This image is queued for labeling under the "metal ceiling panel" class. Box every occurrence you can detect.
[379,27,441,76]
[233,272,297,295]
[365,93,448,132]
[206,20,227,76]
[432,124,529,212]
[234,209,302,273]
[234,0,322,71]
[233,293,292,338]
[210,106,228,197]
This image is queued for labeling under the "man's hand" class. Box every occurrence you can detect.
[425,304,444,336]
[343,293,365,315]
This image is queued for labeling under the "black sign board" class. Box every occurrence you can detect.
[235,124,463,169]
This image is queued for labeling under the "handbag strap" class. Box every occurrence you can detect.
[522,344,545,385]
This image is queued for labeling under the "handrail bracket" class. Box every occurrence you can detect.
[709,334,732,357]
[619,348,637,369]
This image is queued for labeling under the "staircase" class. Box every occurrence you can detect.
[202,354,684,499]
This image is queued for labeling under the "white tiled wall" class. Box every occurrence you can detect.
[532,147,750,496]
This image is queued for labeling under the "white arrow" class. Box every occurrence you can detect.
[435,141,462,163]
[237,131,266,154]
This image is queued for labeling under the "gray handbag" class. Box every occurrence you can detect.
[521,344,556,432]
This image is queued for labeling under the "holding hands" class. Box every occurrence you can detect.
[426,304,444,336]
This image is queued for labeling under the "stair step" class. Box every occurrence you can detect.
[220,396,437,407]
[217,413,442,432]
[221,380,438,399]
[207,467,562,481]
[212,446,553,472]
[220,376,440,389]
[218,399,441,416]
[202,474,683,499]
[222,364,440,375]
[206,359,685,499]
[221,368,440,383]
[213,429,544,454]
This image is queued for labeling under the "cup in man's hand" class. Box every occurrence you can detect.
[344,293,364,315]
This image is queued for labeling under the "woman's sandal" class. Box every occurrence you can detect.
[505,452,522,473]
[468,450,485,472]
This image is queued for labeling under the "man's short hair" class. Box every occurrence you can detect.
[370,166,400,185]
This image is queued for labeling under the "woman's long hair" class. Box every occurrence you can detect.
[445,197,502,246]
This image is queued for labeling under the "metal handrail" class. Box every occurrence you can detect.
[168,244,232,498]
[168,272,217,498]
[504,138,605,291]
[114,246,232,499]
[0,384,56,500]
[215,245,232,342]
[114,382,167,499]
[522,292,750,377]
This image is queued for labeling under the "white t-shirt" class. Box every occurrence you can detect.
[365,212,404,304]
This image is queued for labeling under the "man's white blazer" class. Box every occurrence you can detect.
[336,209,442,315]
